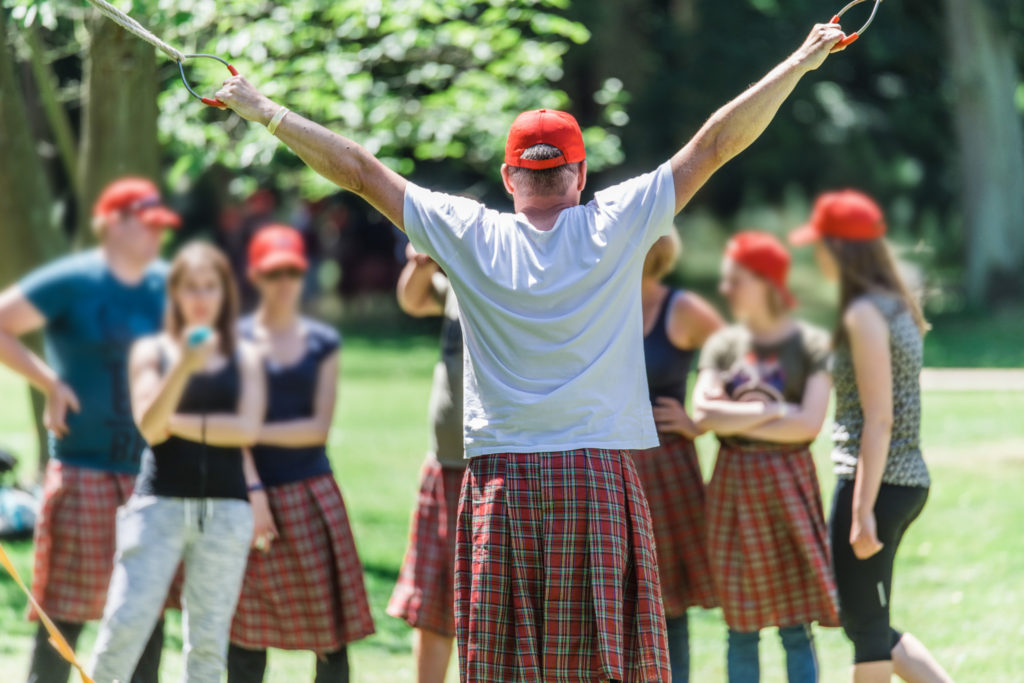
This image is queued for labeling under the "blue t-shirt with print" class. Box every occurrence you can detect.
[20,250,167,473]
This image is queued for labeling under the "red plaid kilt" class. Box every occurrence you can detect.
[29,461,134,622]
[455,449,670,683]
[230,473,375,651]
[706,443,839,632]
[387,458,466,638]
[631,435,716,617]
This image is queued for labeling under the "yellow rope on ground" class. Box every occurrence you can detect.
[0,541,95,683]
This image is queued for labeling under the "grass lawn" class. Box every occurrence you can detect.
[1,332,1022,681]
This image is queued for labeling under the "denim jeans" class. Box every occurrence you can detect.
[89,496,253,683]
[727,624,819,683]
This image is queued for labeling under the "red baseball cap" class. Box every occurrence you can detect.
[504,109,586,170]
[726,231,796,308]
[789,190,887,245]
[92,177,181,230]
[248,225,308,275]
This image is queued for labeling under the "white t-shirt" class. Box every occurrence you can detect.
[404,161,676,458]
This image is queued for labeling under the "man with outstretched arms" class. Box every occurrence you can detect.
[216,23,847,681]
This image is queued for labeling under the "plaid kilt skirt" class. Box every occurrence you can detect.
[230,473,375,651]
[631,436,716,617]
[706,443,839,632]
[455,449,670,683]
[29,460,136,622]
[387,457,466,638]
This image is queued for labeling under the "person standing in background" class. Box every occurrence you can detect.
[387,243,467,683]
[89,242,264,683]
[0,178,177,683]
[635,230,724,682]
[228,225,375,683]
[790,191,952,683]
[693,231,838,683]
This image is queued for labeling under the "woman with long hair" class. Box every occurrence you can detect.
[227,225,374,683]
[790,191,952,683]
[89,242,265,683]
[635,231,723,682]
[693,231,838,682]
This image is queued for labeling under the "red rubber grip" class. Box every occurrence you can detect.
[203,63,239,107]
[832,32,859,51]
[830,14,841,23]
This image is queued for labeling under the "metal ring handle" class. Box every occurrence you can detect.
[829,0,883,50]
[178,53,238,107]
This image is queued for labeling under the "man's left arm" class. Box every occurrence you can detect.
[670,23,846,214]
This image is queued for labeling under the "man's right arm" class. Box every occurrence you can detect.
[215,77,408,231]
[0,286,55,393]
[0,285,80,437]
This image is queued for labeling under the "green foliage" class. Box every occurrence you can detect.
[144,0,627,197]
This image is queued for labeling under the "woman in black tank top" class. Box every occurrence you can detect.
[634,231,724,683]
[90,243,265,683]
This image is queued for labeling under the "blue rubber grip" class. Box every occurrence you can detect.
[187,327,212,348]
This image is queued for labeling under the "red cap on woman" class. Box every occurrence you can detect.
[248,225,308,275]
[789,190,887,245]
[726,231,796,308]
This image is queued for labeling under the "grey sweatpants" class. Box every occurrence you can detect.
[89,495,253,683]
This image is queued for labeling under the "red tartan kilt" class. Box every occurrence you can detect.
[230,473,375,651]
[706,443,839,632]
[631,436,717,616]
[29,461,135,622]
[455,449,670,683]
[387,458,466,638]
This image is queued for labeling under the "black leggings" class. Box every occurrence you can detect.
[829,478,928,664]
[227,643,349,683]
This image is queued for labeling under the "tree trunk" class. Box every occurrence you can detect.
[943,0,1024,305]
[76,10,160,244]
[0,12,68,475]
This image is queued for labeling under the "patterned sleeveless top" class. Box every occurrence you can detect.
[831,292,930,488]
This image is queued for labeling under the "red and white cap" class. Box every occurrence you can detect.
[93,177,181,229]
[789,190,887,245]
[504,109,586,170]
[248,224,308,275]
[726,231,796,308]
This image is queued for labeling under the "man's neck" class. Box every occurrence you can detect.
[101,244,148,286]
[513,195,579,232]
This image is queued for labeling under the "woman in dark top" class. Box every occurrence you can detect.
[790,191,951,683]
[634,231,724,683]
[693,232,837,683]
[227,225,374,683]
[89,242,264,683]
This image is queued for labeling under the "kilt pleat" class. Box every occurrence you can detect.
[29,460,136,622]
[387,458,466,637]
[630,436,716,617]
[706,443,839,632]
[230,473,375,651]
[455,449,670,683]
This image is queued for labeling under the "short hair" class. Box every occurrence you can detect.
[507,144,583,196]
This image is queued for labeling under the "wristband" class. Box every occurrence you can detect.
[247,482,266,493]
[266,107,289,135]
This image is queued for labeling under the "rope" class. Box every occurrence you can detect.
[0,542,95,683]
[85,0,185,63]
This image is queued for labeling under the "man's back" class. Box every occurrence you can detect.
[404,162,675,457]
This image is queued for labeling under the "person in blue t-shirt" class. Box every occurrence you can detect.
[0,177,178,683]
